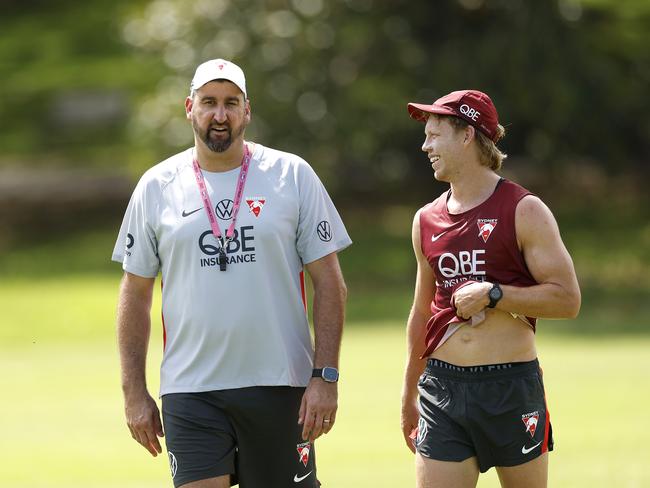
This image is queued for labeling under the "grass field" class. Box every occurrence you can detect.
[1,274,649,487]
[1,205,649,487]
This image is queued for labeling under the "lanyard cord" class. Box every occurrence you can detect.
[191,144,252,251]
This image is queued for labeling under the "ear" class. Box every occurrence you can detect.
[185,96,193,120]
[463,125,476,147]
[244,98,252,124]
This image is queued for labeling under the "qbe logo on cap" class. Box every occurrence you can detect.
[459,104,480,121]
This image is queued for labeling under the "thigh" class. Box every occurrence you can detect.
[417,373,476,464]
[225,386,319,488]
[496,452,548,488]
[470,367,553,471]
[179,476,231,488]
[162,393,237,488]
[416,453,479,488]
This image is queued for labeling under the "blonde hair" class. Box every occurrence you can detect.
[445,116,507,171]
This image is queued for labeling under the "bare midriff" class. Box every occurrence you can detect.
[430,309,537,366]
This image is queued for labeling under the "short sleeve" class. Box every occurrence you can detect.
[111,175,161,278]
[295,160,352,264]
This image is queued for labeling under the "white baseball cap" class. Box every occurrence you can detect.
[190,59,247,98]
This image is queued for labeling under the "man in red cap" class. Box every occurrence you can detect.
[401,90,581,487]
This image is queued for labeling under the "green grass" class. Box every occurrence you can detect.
[1,206,649,486]
[4,206,650,330]
[1,276,650,487]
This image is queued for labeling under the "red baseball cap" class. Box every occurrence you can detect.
[407,90,500,142]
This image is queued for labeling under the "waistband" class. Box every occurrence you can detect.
[424,358,540,381]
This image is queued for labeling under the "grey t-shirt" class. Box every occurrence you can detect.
[112,143,352,395]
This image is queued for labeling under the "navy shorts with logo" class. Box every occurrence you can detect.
[416,358,553,473]
[162,386,320,488]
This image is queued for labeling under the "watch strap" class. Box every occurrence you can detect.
[312,367,339,382]
[488,282,502,308]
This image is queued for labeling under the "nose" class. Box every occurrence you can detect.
[212,105,227,124]
[421,138,430,153]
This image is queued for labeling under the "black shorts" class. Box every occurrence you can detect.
[162,387,320,488]
[416,358,553,473]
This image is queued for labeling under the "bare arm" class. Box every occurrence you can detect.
[298,252,347,442]
[401,210,435,453]
[117,271,163,456]
[454,195,581,320]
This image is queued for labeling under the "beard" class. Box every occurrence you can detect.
[193,117,246,153]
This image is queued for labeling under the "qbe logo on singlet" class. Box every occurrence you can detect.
[437,250,486,288]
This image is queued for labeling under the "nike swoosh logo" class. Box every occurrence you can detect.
[521,441,542,454]
[182,207,202,217]
[294,471,313,483]
[431,231,447,242]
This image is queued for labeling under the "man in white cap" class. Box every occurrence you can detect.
[113,58,351,487]
[400,90,580,487]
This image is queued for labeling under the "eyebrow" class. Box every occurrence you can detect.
[200,95,241,103]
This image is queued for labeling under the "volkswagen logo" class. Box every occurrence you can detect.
[215,199,234,220]
[317,221,332,242]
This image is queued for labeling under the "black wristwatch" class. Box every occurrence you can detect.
[487,282,503,308]
[312,367,339,383]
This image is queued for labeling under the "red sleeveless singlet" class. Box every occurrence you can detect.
[419,179,538,357]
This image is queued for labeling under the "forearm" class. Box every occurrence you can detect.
[498,281,580,319]
[117,275,154,398]
[402,307,429,402]
[311,278,346,368]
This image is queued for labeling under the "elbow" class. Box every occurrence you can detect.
[565,303,580,319]
[564,288,582,319]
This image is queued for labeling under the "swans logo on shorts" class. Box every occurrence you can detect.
[296,441,311,467]
[416,417,428,447]
[168,451,178,479]
[521,411,539,438]
[477,218,498,243]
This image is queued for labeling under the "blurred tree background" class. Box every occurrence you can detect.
[2,0,649,211]
[2,4,650,486]
[1,0,649,327]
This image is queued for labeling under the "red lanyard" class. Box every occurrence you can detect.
[191,144,252,271]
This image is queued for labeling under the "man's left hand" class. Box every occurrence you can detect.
[298,379,338,442]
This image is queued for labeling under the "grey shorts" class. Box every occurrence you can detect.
[162,387,320,488]
[416,358,553,472]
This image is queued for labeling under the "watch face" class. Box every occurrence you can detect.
[489,285,503,304]
[322,367,339,382]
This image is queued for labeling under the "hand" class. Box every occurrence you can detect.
[453,281,492,320]
[298,379,338,442]
[401,396,419,454]
[124,392,164,456]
